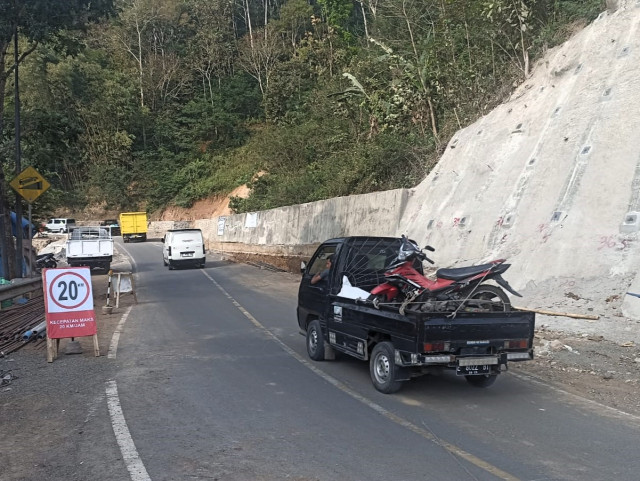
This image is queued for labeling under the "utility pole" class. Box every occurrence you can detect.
[14,24,24,278]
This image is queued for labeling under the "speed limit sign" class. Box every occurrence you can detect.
[43,267,97,339]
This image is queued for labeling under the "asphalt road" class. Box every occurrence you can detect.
[106,241,640,481]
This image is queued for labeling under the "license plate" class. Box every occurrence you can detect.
[181,252,194,257]
[456,365,491,376]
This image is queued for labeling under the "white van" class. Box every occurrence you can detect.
[162,228,206,269]
[45,218,76,233]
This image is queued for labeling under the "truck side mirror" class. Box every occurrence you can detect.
[300,261,307,273]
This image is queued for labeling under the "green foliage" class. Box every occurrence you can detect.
[1,0,607,222]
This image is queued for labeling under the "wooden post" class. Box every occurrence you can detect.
[116,273,122,308]
[513,306,599,320]
[92,334,100,357]
[47,336,60,363]
[130,273,138,303]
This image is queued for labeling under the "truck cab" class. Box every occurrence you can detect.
[298,237,401,333]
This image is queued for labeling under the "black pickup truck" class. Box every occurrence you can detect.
[297,236,535,393]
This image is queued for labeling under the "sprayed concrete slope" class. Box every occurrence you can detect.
[399,3,640,339]
[152,2,640,343]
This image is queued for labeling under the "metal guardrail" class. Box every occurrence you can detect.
[0,277,43,304]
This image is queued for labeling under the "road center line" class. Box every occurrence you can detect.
[106,380,152,481]
[201,269,522,481]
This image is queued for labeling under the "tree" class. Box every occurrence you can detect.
[184,0,238,104]
[0,0,113,278]
[236,25,282,97]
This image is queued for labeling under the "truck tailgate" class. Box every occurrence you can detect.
[67,240,113,257]
[422,311,535,349]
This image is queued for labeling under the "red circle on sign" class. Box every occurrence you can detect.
[49,271,91,309]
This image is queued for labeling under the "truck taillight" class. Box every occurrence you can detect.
[168,247,172,256]
[424,342,449,352]
[504,339,528,349]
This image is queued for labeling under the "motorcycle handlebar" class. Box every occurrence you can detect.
[416,251,435,264]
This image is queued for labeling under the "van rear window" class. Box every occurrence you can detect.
[173,232,202,243]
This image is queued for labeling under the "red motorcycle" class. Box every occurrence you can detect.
[369,236,521,314]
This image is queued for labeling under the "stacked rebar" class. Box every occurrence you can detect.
[0,294,46,355]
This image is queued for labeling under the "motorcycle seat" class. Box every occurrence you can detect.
[436,262,500,280]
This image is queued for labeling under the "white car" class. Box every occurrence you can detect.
[163,228,206,269]
[45,218,76,233]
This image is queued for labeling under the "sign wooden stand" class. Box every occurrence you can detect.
[47,334,99,362]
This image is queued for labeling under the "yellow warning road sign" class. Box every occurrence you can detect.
[10,166,50,203]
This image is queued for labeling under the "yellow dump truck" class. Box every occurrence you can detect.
[119,212,148,243]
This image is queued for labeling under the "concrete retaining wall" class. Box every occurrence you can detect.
[151,188,409,258]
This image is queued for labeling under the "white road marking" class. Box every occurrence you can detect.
[108,305,133,359]
[106,380,152,481]
[117,243,137,271]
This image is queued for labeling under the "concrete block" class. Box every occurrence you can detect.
[620,211,640,233]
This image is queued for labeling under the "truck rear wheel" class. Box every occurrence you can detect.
[306,320,325,361]
[465,374,498,388]
[370,342,403,394]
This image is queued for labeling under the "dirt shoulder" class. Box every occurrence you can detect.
[515,326,640,416]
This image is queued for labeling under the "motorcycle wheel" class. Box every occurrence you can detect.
[463,285,511,312]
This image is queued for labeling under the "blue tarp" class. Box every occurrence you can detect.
[0,212,35,278]
[9,212,35,239]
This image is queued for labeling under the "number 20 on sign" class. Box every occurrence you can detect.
[43,267,97,339]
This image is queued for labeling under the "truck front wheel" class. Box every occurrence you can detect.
[370,342,403,394]
[306,320,325,361]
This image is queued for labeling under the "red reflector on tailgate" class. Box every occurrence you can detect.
[424,342,445,352]
[504,339,528,349]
